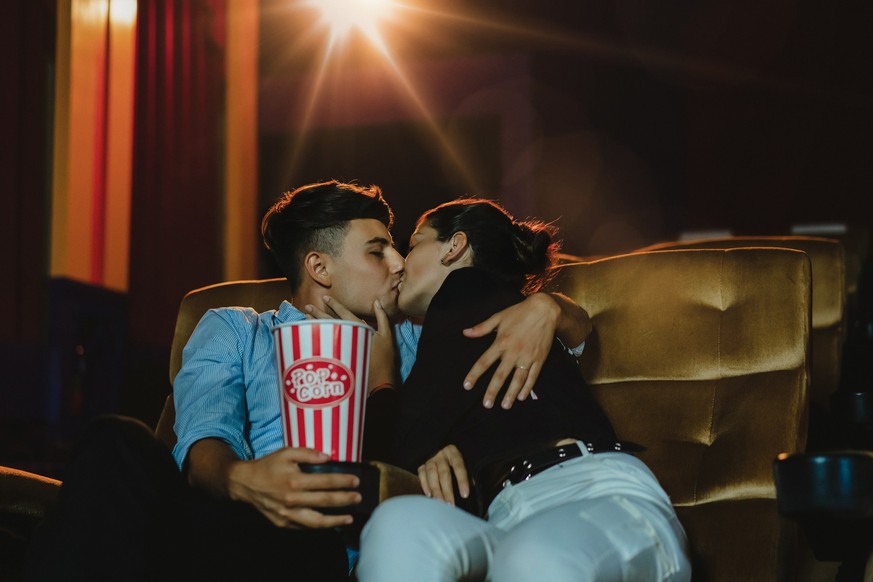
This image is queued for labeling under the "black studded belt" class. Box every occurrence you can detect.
[473,440,645,517]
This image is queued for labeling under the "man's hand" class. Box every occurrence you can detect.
[417,445,469,506]
[463,292,591,409]
[305,296,397,392]
[226,447,362,529]
[188,439,361,529]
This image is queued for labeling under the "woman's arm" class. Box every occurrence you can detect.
[305,287,592,413]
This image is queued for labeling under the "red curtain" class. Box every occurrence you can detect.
[126,0,227,420]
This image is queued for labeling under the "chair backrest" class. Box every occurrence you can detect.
[637,236,845,431]
[154,277,290,448]
[550,247,811,582]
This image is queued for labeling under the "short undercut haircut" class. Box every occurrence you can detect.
[261,180,394,292]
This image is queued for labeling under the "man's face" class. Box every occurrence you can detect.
[326,218,405,319]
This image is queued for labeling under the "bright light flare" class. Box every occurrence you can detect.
[307,0,394,44]
[282,0,480,189]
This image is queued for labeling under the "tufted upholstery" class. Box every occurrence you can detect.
[637,236,845,438]
[549,247,812,581]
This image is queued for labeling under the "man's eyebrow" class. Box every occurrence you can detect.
[366,237,393,246]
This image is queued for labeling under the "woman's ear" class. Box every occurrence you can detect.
[303,251,332,288]
[442,231,471,266]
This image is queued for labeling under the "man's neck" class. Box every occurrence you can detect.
[289,282,324,313]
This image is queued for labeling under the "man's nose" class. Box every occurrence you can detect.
[388,248,405,273]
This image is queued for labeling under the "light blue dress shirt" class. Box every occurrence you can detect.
[171,301,421,470]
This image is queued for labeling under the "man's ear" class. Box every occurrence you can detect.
[442,231,471,265]
[303,251,332,288]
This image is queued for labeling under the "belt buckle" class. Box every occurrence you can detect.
[506,445,576,485]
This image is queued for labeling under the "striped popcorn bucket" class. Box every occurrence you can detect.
[272,320,373,462]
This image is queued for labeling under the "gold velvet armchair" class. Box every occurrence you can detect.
[634,237,858,582]
[549,247,812,581]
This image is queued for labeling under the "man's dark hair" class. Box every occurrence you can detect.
[261,180,394,292]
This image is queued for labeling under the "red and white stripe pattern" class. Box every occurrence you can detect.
[273,321,372,462]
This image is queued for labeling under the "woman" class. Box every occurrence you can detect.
[357,199,691,582]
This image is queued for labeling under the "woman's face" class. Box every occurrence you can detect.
[398,224,453,317]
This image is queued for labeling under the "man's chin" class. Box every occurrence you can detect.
[381,307,401,322]
[380,299,400,319]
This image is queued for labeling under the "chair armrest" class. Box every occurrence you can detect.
[0,466,61,521]
[773,451,873,563]
[368,461,422,502]
[0,465,61,557]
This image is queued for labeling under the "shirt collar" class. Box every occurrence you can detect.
[274,300,306,325]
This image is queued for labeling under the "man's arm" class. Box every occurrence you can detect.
[187,438,362,529]
[462,292,592,409]
[175,309,364,529]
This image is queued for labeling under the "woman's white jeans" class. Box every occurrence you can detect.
[357,443,691,582]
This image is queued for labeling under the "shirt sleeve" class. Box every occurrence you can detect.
[171,308,257,470]
[558,339,586,359]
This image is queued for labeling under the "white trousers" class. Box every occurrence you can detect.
[357,443,691,582]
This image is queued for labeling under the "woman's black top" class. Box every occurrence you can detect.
[392,267,618,475]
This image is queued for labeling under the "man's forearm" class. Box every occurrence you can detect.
[547,292,592,348]
[186,437,240,499]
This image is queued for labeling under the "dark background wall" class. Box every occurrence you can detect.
[2,0,871,475]
[257,0,872,254]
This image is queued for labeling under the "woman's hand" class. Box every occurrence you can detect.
[305,296,397,392]
[462,292,592,409]
[461,293,559,409]
[417,445,469,506]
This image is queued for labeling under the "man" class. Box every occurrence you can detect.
[26,180,590,581]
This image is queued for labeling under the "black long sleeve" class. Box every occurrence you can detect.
[361,387,399,462]
[394,268,616,475]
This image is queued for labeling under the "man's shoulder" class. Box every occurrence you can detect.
[200,305,271,327]
[184,303,296,357]
[194,302,297,336]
